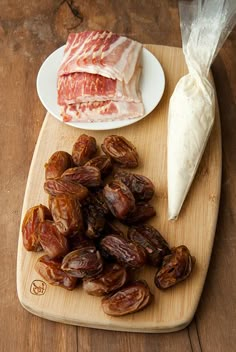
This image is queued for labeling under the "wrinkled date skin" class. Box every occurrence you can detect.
[127,224,170,267]
[92,190,110,216]
[49,195,84,236]
[61,166,101,188]
[61,246,103,278]
[103,180,135,219]
[44,151,73,180]
[101,280,153,316]
[83,203,106,239]
[82,191,110,216]
[82,192,108,238]
[154,245,195,289]
[102,220,125,238]
[68,232,94,251]
[22,204,52,251]
[101,135,139,168]
[123,202,156,225]
[35,255,77,290]
[44,178,88,200]
[114,170,155,201]
[100,234,146,269]
[83,263,127,296]
[72,134,97,166]
[38,220,69,258]
[85,155,113,177]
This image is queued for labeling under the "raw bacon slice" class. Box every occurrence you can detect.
[57,69,142,105]
[57,31,144,123]
[61,101,144,123]
[58,31,142,83]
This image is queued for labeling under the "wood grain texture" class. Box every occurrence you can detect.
[17,44,221,333]
[1,0,235,350]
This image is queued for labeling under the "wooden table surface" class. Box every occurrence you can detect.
[1,1,235,351]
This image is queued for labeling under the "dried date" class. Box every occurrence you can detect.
[61,166,101,188]
[72,134,97,166]
[85,155,113,177]
[35,255,77,290]
[92,190,110,215]
[114,170,155,201]
[154,245,195,289]
[83,203,106,239]
[45,151,73,180]
[23,133,197,310]
[38,220,69,258]
[100,234,146,269]
[83,263,127,296]
[102,220,125,238]
[103,180,135,219]
[127,224,170,267]
[68,232,94,251]
[101,280,153,316]
[61,246,103,278]
[22,204,52,251]
[44,178,88,200]
[82,191,110,216]
[123,202,156,225]
[101,135,138,168]
[49,195,84,236]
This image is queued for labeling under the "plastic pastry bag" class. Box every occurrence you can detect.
[167,0,236,220]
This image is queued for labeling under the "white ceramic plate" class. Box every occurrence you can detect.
[36,46,165,131]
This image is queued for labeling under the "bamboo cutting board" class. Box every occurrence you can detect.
[17,45,222,333]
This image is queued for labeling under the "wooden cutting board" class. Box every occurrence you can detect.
[16,44,222,333]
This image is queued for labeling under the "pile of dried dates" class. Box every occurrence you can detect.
[22,134,195,317]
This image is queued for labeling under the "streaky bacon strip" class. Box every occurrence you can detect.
[57,68,142,105]
[61,101,144,123]
[57,31,144,123]
[58,31,142,83]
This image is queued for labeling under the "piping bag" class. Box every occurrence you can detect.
[167,0,236,220]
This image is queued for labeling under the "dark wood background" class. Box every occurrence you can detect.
[1,1,235,351]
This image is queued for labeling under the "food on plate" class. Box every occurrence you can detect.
[58,31,142,83]
[61,100,144,123]
[154,245,195,289]
[101,280,153,316]
[21,133,195,316]
[57,70,142,105]
[57,31,144,122]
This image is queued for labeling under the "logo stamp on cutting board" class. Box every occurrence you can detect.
[30,280,47,295]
